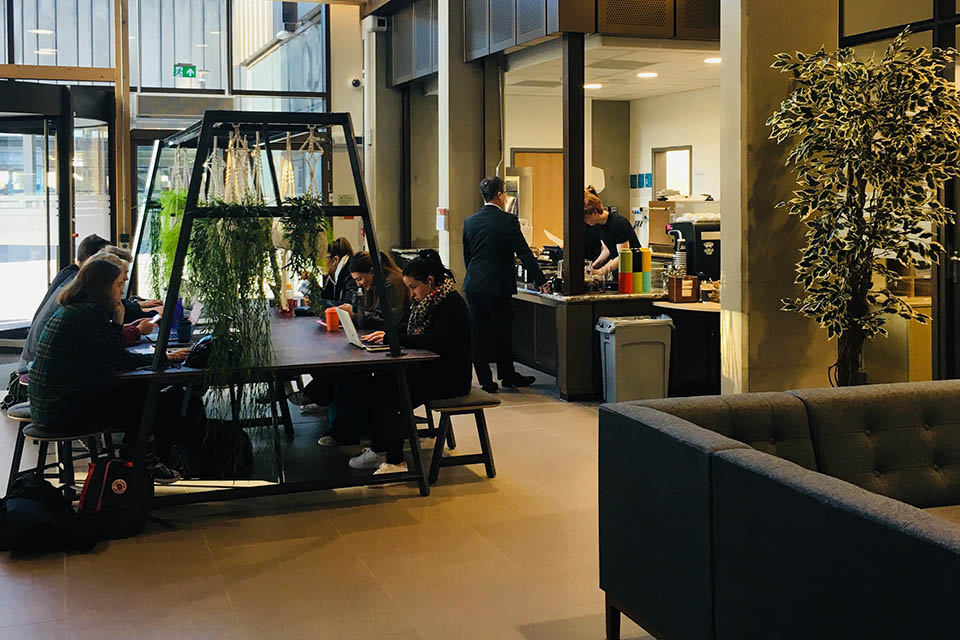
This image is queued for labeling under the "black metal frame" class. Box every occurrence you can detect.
[125,110,430,501]
[839,0,960,380]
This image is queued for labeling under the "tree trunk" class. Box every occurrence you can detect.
[836,329,868,386]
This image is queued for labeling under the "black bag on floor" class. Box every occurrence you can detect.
[159,385,253,480]
[0,474,98,553]
[2,370,27,411]
[78,457,153,540]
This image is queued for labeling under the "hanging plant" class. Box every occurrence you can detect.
[187,200,278,473]
[280,194,331,313]
[148,188,187,298]
[280,194,331,274]
[768,31,960,386]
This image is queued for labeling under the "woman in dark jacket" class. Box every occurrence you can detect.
[348,249,472,474]
[319,237,357,305]
[28,258,188,481]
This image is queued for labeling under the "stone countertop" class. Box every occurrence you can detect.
[514,288,669,304]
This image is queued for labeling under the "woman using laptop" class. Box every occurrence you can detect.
[349,249,472,475]
[28,257,189,482]
[339,251,411,330]
[304,251,411,448]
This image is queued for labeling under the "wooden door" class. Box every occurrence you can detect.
[514,151,563,248]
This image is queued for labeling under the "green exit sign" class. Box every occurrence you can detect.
[173,63,197,78]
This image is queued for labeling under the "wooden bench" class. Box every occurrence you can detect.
[420,388,500,485]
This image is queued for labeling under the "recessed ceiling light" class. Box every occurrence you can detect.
[35,48,57,56]
[196,43,208,48]
[210,30,220,35]
[636,71,658,78]
[583,83,603,89]
[704,57,722,64]
[27,28,54,35]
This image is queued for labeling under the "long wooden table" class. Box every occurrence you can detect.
[118,315,439,504]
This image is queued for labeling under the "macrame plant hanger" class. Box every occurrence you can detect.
[299,124,324,199]
[224,125,252,204]
[204,136,226,202]
[279,132,296,200]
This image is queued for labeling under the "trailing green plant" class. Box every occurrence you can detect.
[188,200,279,478]
[768,31,960,386]
[148,188,187,297]
[280,193,331,274]
[279,193,331,313]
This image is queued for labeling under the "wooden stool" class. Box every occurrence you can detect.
[425,388,500,485]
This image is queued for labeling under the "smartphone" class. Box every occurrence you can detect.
[148,313,161,325]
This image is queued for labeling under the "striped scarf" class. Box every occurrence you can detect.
[406,278,456,336]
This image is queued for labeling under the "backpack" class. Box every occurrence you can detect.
[0,474,98,553]
[78,456,153,540]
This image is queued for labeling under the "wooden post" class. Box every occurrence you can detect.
[114,0,132,243]
[562,32,585,296]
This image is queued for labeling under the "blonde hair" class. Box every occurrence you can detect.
[91,246,132,263]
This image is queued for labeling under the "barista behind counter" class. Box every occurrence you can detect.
[584,186,639,277]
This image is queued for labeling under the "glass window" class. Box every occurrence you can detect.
[137,0,226,91]
[843,0,933,37]
[233,13,327,94]
[73,123,112,252]
[11,0,116,67]
[0,124,58,328]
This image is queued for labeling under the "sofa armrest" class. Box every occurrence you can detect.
[599,404,749,640]
[713,448,960,639]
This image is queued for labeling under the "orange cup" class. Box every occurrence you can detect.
[324,307,340,332]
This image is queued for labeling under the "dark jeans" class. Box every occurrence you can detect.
[303,374,368,444]
[465,291,517,385]
[370,366,467,464]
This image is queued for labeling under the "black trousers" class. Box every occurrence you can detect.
[464,291,517,385]
[371,366,467,464]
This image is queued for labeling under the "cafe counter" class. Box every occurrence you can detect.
[512,287,667,400]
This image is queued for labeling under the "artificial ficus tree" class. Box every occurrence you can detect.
[768,31,960,386]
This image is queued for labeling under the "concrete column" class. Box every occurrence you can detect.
[720,0,837,393]
[362,26,403,253]
[437,0,484,279]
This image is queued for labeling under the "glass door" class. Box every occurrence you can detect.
[0,117,58,329]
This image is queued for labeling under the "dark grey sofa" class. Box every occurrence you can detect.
[599,380,960,640]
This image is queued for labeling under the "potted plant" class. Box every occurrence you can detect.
[768,31,960,386]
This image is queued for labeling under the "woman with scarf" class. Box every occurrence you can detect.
[348,249,472,474]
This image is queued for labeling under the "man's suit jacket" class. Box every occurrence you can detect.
[463,204,545,297]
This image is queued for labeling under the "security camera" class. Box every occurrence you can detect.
[351,78,361,89]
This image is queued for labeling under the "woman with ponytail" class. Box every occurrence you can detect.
[348,249,472,475]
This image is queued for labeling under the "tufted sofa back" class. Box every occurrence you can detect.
[788,380,960,509]
[636,393,818,470]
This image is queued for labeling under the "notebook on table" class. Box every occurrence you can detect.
[336,307,391,352]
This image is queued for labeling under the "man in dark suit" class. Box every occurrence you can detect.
[463,176,549,393]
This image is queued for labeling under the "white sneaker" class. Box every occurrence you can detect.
[348,447,384,470]
[373,462,408,475]
[317,435,338,447]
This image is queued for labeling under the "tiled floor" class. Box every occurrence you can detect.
[0,366,651,640]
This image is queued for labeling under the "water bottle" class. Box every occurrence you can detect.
[354,288,365,330]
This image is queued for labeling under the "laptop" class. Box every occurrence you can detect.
[336,307,391,352]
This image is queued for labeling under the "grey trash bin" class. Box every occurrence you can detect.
[596,315,674,403]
